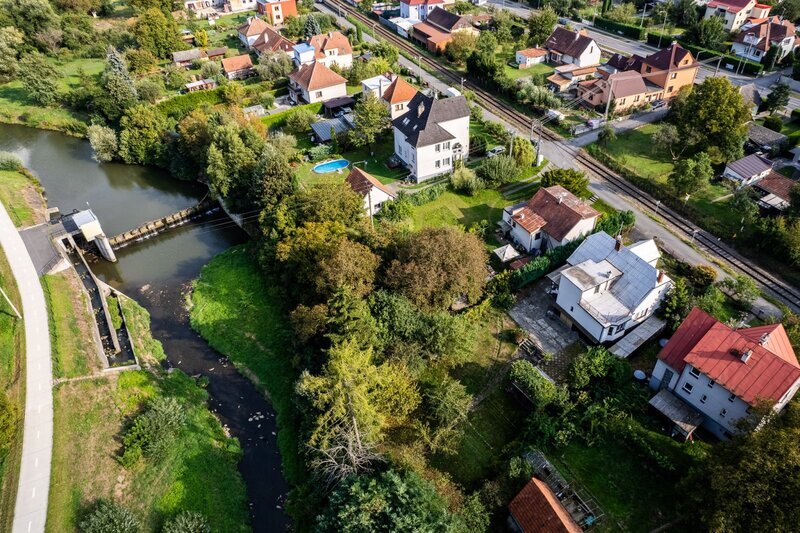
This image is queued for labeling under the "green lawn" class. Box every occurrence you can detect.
[48,370,249,533]
[552,440,680,532]
[502,60,555,81]
[295,137,408,187]
[0,247,23,533]
[410,187,506,238]
[0,170,42,227]
[189,244,303,486]
[42,272,101,379]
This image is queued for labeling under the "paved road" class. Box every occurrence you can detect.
[0,205,53,533]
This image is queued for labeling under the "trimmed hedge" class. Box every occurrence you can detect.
[594,18,647,40]
[509,238,582,289]
[155,88,225,120]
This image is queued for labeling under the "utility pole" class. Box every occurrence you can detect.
[657,11,668,48]
[367,187,374,229]
[0,287,21,319]
[416,55,422,83]
[460,77,464,93]
[604,77,614,121]
[640,2,652,28]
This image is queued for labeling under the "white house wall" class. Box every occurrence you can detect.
[556,277,605,342]
[318,53,353,69]
[303,83,347,103]
[363,186,394,215]
[673,366,752,438]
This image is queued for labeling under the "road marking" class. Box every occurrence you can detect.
[31,487,35,499]
[27,521,31,532]
[34,457,38,468]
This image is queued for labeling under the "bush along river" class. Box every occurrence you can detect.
[0,124,289,531]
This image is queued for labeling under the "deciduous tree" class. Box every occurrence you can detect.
[684,16,726,50]
[118,105,169,166]
[0,26,24,82]
[87,124,118,163]
[349,93,390,154]
[133,8,181,58]
[764,82,790,114]
[539,168,591,197]
[527,6,557,47]
[669,152,713,195]
[19,53,59,106]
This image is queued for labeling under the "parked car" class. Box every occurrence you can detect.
[386,154,404,169]
[651,100,666,110]
[487,146,506,158]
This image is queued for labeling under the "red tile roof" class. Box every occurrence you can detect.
[642,43,695,71]
[308,31,352,60]
[511,206,547,233]
[252,26,294,54]
[707,0,754,13]
[509,477,582,533]
[401,0,443,4]
[221,54,253,73]
[345,167,394,198]
[238,17,271,37]
[518,48,548,58]
[516,185,600,242]
[382,76,418,104]
[755,170,798,201]
[289,61,347,91]
[659,307,800,405]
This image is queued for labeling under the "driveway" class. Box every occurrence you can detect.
[0,204,52,533]
[509,280,579,356]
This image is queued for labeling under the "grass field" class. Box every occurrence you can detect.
[0,247,24,533]
[411,187,506,237]
[502,60,555,81]
[295,137,407,187]
[189,244,303,486]
[42,272,102,379]
[0,170,43,227]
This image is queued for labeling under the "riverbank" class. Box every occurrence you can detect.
[0,169,46,228]
[188,244,303,487]
[0,246,24,533]
[46,278,251,531]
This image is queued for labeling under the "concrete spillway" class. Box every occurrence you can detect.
[107,198,220,250]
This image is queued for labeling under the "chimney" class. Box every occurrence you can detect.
[614,237,622,252]
[741,349,753,364]
[328,32,333,38]
[418,102,425,117]
[760,332,771,346]
[657,270,664,284]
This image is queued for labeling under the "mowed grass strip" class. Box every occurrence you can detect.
[189,244,304,484]
[0,247,24,533]
[0,170,43,228]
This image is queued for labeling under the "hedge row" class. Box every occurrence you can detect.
[594,17,647,40]
[260,102,324,130]
[509,238,582,290]
[645,32,764,75]
[155,88,225,120]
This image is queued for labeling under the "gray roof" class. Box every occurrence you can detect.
[726,153,772,179]
[562,232,670,325]
[739,83,763,108]
[173,48,202,62]
[392,93,470,147]
[748,121,788,148]
[311,114,355,142]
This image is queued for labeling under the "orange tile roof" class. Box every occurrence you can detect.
[238,17,270,37]
[382,76,418,104]
[346,167,395,198]
[511,206,547,233]
[510,478,582,533]
[289,61,346,91]
[518,48,548,58]
[547,73,571,87]
[221,54,253,73]
[308,31,352,60]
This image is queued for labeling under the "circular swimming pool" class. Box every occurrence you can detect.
[312,158,350,173]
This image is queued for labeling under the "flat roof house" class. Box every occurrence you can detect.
[649,307,800,440]
[551,232,673,344]
[502,185,599,254]
[288,61,347,104]
[392,92,470,182]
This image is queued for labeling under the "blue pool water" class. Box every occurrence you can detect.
[312,158,350,173]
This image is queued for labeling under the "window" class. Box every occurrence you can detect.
[435,144,441,152]
[444,141,450,149]
[533,232,541,240]
[700,394,708,404]
[646,66,652,73]
[670,72,677,80]
[668,85,674,93]
[395,104,403,110]
[682,382,694,394]
[594,285,600,294]
[444,157,450,166]
[708,380,715,389]
[689,367,701,378]
[315,91,322,98]
[728,393,736,403]
[435,160,441,168]
[634,95,640,102]
[720,408,728,418]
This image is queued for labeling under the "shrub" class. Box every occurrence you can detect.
[568,346,620,390]
[155,89,224,120]
[377,193,413,222]
[161,511,210,533]
[125,48,156,74]
[120,396,186,467]
[763,114,783,132]
[307,143,333,162]
[595,210,635,236]
[284,108,315,135]
[470,134,487,157]
[484,120,507,141]
[509,360,562,409]
[449,166,484,195]
[477,154,519,187]
[594,17,646,40]
[0,151,23,170]
[136,78,164,104]
[689,265,717,290]
[80,500,140,533]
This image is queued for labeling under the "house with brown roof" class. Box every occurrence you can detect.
[543,27,600,68]
[577,70,664,113]
[649,307,800,439]
[288,61,347,104]
[299,31,353,69]
[251,25,294,57]
[704,0,771,31]
[722,153,774,187]
[516,48,548,69]
[509,477,582,533]
[346,167,396,216]
[381,76,418,118]
[731,17,798,63]
[221,54,254,80]
[411,7,478,53]
[546,64,597,93]
[238,16,271,48]
[502,185,600,254]
[753,170,798,212]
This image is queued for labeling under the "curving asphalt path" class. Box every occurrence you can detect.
[0,205,52,533]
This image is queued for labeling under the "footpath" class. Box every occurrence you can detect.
[0,203,52,533]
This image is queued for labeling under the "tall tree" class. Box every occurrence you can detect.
[764,82,791,114]
[133,8,181,58]
[296,338,419,447]
[528,6,557,47]
[684,17,726,50]
[385,226,487,310]
[303,14,322,41]
[0,26,24,82]
[669,77,751,161]
[98,47,138,122]
[349,93,389,155]
[539,168,591,197]
[0,0,59,47]
[118,105,169,166]
[669,152,713,195]
[18,53,59,106]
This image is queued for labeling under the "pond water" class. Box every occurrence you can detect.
[0,124,289,531]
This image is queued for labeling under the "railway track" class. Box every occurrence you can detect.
[322,0,800,311]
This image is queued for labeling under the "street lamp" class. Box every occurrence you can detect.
[654,200,661,215]
[657,10,668,48]
[640,2,654,28]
